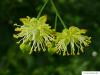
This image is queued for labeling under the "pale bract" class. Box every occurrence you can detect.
[55,26,91,55]
[14,15,54,54]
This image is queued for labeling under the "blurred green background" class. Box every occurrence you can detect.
[0,0,100,75]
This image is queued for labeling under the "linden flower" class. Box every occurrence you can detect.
[14,15,54,54]
[55,26,91,55]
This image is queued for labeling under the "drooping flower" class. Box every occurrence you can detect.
[55,26,91,55]
[14,15,54,54]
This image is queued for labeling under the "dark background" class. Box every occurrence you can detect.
[0,0,100,75]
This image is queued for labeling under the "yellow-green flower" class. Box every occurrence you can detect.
[14,15,54,54]
[55,26,91,55]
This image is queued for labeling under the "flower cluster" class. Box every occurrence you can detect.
[14,15,91,55]
[55,26,91,55]
[14,15,54,54]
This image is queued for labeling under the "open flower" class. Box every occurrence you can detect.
[55,26,91,55]
[14,15,54,54]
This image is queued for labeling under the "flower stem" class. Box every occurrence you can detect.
[37,0,49,18]
[50,0,66,28]
[54,15,57,30]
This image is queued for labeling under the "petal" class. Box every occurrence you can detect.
[20,16,31,25]
[15,27,21,31]
[39,15,47,24]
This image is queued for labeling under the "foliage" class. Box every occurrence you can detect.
[0,0,100,75]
